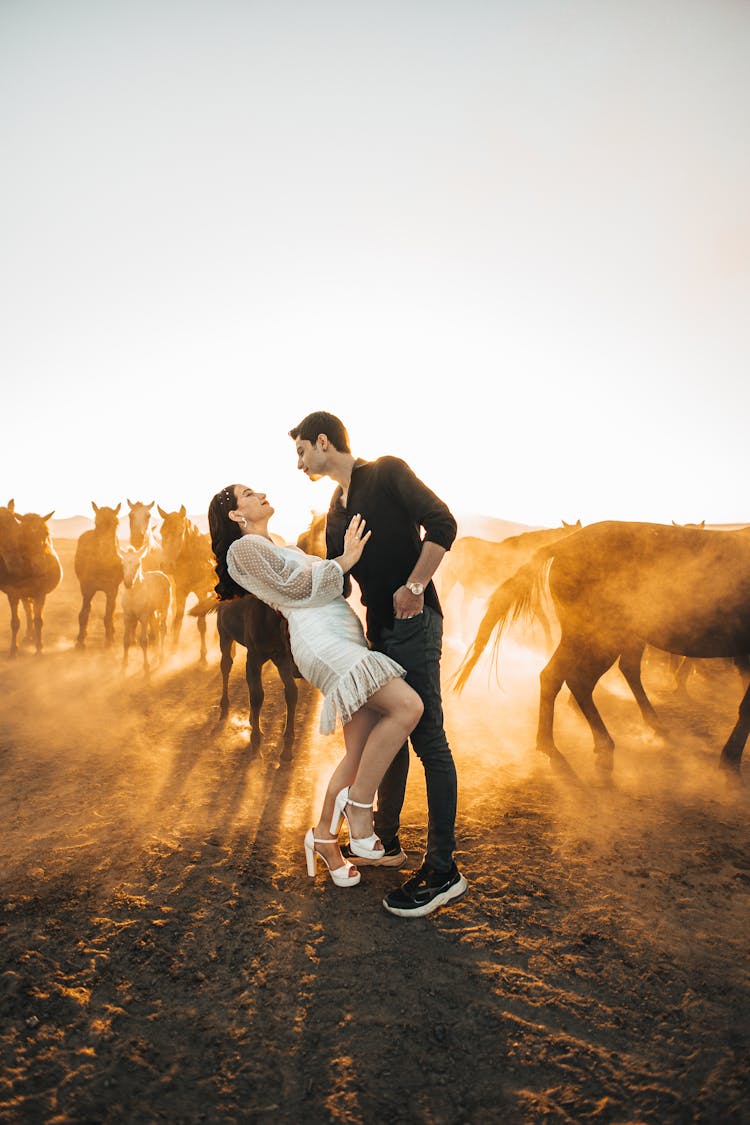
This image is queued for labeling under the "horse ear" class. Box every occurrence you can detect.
[179,504,186,517]
[699,520,705,529]
[127,499,134,509]
[114,503,121,515]
[7,499,14,512]
[42,511,54,522]
[576,519,581,527]
[92,501,99,513]
[147,501,154,510]
[158,505,168,519]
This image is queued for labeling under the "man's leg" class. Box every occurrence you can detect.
[372,741,409,847]
[378,608,458,871]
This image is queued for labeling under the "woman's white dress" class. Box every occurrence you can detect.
[227,534,406,734]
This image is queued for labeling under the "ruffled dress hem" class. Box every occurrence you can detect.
[319,650,406,734]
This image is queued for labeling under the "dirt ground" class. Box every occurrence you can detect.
[1,541,749,1124]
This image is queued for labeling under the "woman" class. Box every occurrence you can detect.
[208,484,424,889]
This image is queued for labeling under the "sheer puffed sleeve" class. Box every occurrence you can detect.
[227,535,344,611]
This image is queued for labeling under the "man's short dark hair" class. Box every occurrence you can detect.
[289,411,351,453]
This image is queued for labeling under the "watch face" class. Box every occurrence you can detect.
[409,582,424,596]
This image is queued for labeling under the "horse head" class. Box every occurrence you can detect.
[0,503,23,577]
[118,544,148,588]
[15,510,55,549]
[127,499,155,549]
[158,506,188,570]
[92,502,122,535]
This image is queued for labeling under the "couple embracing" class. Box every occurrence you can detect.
[208,411,466,919]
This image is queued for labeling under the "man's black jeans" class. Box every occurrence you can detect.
[370,606,458,872]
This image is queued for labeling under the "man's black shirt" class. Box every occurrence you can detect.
[325,456,457,635]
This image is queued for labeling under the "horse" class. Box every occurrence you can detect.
[119,545,172,673]
[0,500,33,647]
[74,502,124,647]
[126,498,162,567]
[0,503,62,656]
[452,521,750,773]
[296,511,327,558]
[439,521,582,643]
[189,594,299,759]
[157,505,216,661]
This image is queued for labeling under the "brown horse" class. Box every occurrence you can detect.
[452,521,750,772]
[296,510,327,558]
[0,503,62,656]
[190,594,299,759]
[74,502,123,647]
[0,501,31,647]
[157,505,216,661]
[440,521,582,643]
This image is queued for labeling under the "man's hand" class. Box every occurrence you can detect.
[393,585,424,620]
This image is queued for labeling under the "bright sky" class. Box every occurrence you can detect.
[2,0,749,540]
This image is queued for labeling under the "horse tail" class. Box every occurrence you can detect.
[188,594,220,618]
[451,549,553,694]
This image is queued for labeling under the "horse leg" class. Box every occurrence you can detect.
[563,643,618,764]
[218,633,234,721]
[618,644,665,735]
[8,595,20,658]
[122,614,135,671]
[171,590,186,646]
[195,611,207,664]
[275,656,299,762]
[103,588,117,646]
[245,653,264,753]
[139,616,150,674]
[77,590,94,647]
[537,644,569,757]
[31,596,45,654]
[719,680,750,773]
[157,610,168,662]
[22,597,35,647]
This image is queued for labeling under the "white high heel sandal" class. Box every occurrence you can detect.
[304,827,361,887]
[330,787,385,860]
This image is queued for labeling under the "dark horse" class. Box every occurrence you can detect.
[0,501,62,656]
[190,594,299,759]
[452,521,750,772]
[75,502,123,647]
[157,505,216,661]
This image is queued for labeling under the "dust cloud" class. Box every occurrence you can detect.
[1,534,750,1122]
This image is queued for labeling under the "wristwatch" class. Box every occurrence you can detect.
[406,581,425,597]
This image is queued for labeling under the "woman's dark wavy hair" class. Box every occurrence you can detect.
[208,484,247,600]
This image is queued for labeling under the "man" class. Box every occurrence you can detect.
[289,411,467,918]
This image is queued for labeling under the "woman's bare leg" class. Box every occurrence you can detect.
[344,678,423,841]
[312,679,422,868]
[312,708,378,872]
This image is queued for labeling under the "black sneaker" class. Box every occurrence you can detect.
[383,863,468,918]
[341,839,407,867]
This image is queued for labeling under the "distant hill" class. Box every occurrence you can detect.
[454,512,537,541]
[49,512,210,541]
